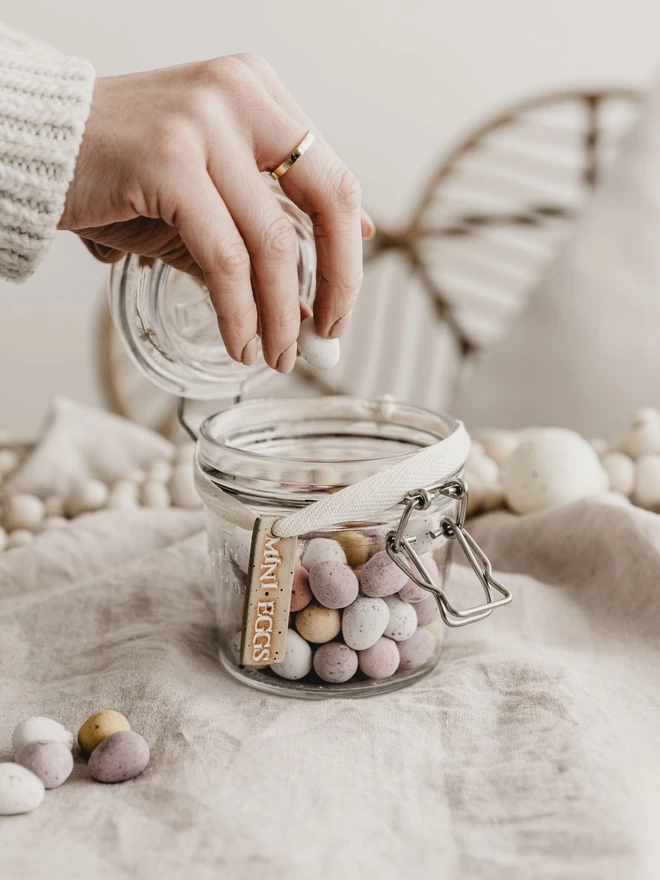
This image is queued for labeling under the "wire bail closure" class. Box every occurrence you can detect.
[386,478,512,628]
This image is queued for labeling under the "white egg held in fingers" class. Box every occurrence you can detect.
[502,428,608,514]
[297,317,340,370]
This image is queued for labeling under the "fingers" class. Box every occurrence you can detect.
[231,61,364,338]
[277,144,364,339]
[209,153,301,373]
[80,238,125,264]
[361,209,376,240]
[175,176,258,365]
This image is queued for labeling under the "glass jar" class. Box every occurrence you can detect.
[108,179,510,700]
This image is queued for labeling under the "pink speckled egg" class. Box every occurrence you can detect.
[415,594,440,625]
[399,554,439,603]
[309,561,359,609]
[358,636,400,679]
[397,627,436,670]
[360,550,408,598]
[14,740,73,789]
[290,565,313,612]
[313,643,358,683]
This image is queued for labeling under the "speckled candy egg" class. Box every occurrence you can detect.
[270,629,313,680]
[12,716,73,753]
[295,603,341,643]
[342,596,390,650]
[14,740,73,789]
[502,428,608,514]
[313,643,358,683]
[290,564,313,612]
[360,550,408,598]
[88,730,150,783]
[358,637,400,680]
[397,627,436,670]
[78,710,131,754]
[309,561,359,609]
[333,530,370,567]
[399,554,439,603]
[297,317,341,370]
[0,763,45,815]
[301,537,346,569]
[415,594,440,625]
[383,595,418,641]
[65,480,109,517]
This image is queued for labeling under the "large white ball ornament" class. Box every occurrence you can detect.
[502,428,608,514]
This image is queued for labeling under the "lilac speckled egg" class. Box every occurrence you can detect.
[342,596,390,650]
[309,561,359,609]
[399,554,439,603]
[291,565,313,612]
[358,637,400,680]
[397,627,437,670]
[302,537,346,569]
[313,643,359,683]
[383,595,418,641]
[360,550,408,598]
[14,740,73,789]
[415,594,440,625]
[88,731,150,784]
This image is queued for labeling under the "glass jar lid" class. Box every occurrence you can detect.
[108,183,316,400]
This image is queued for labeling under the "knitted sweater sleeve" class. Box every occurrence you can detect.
[0,23,95,280]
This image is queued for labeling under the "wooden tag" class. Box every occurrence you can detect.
[240,516,297,667]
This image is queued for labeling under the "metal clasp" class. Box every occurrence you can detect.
[386,479,512,628]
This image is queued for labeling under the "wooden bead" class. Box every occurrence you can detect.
[140,480,171,509]
[65,480,109,517]
[3,494,44,531]
[601,451,635,497]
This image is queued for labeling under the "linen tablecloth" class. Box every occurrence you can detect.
[1,399,658,880]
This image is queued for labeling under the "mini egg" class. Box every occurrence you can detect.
[333,530,370,567]
[342,596,390,650]
[0,763,45,815]
[290,564,313,612]
[358,637,400,680]
[88,731,150,783]
[270,629,313,680]
[302,537,347,569]
[415,594,440,626]
[295,603,341,643]
[78,710,131,754]
[65,480,109,517]
[14,740,73,789]
[360,550,408,598]
[12,716,73,752]
[383,595,418,641]
[297,316,341,370]
[399,554,439,603]
[397,627,437,670]
[313,643,358,683]
[168,465,201,508]
[308,561,359,609]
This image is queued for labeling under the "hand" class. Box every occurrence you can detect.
[61,55,374,373]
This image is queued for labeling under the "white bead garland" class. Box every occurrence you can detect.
[2,408,660,552]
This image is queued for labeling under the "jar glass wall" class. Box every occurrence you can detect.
[195,396,464,699]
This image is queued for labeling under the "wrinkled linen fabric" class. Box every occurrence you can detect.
[1,400,659,880]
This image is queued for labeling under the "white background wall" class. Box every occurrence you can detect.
[2,0,660,435]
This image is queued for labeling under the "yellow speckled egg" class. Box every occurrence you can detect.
[78,710,131,754]
[295,604,341,644]
[334,530,370,568]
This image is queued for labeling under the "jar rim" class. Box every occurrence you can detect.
[196,395,463,495]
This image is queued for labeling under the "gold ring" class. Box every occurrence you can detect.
[269,131,316,180]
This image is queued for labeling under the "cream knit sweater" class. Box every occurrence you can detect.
[0,23,95,281]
